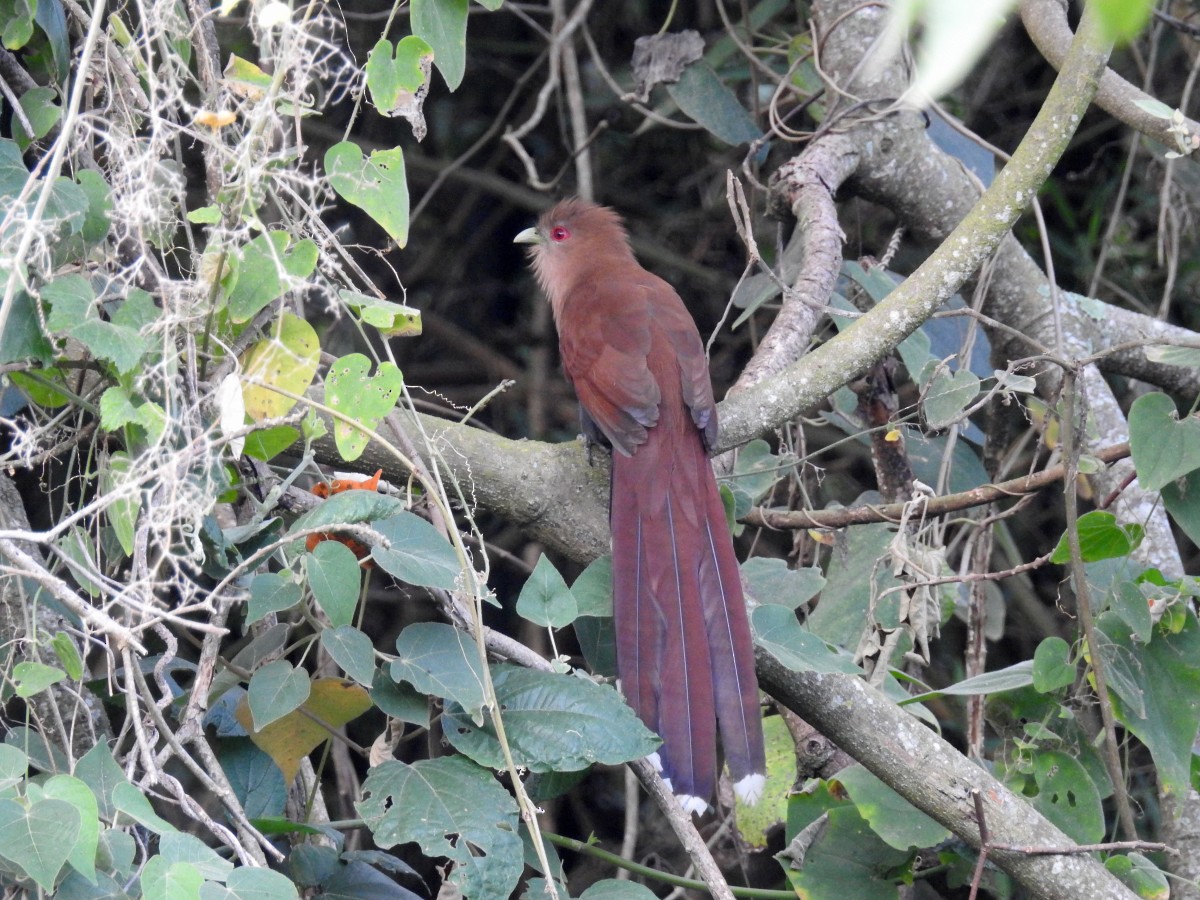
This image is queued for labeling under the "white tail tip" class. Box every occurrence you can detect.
[677,793,709,817]
[734,772,766,805]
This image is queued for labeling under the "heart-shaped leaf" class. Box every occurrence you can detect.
[240,313,320,421]
[325,142,409,246]
[225,231,318,323]
[324,353,404,462]
[923,368,980,429]
[1129,392,1200,492]
[365,37,433,139]
[0,798,80,890]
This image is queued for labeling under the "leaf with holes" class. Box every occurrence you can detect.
[357,756,522,899]
[326,142,409,246]
[324,353,403,462]
[1030,749,1104,843]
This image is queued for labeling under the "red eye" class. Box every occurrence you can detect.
[550,226,570,242]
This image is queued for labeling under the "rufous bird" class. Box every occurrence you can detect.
[515,199,766,814]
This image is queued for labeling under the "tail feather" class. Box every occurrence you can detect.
[610,429,764,810]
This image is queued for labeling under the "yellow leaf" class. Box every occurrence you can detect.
[240,313,320,421]
[194,109,237,129]
[235,677,372,782]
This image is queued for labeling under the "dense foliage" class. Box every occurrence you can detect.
[0,0,1194,897]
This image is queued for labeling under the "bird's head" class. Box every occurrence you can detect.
[514,198,634,310]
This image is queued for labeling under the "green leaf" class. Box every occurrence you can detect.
[726,439,789,518]
[248,660,311,730]
[1128,393,1200,492]
[113,781,176,833]
[12,661,65,697]
[752,605,861,675]
[837,764,948,850]
[13,87,61,150]
[75,169,112,246]
[782,780,910,900]
[365,36,434,138]
[0,289,53,364]
[1098,609,1200,797]
[75,743,128,822]
[922,368,980,429]
[370,668,430,727]
[665,60,759,146]
[321,625,376,686]
[900,660,1033,705]
[443,665,659,771]
[391,622,485,723]
[306,540,361,627]
[1094,0,1153,43]
[412,0,469,91]
[0,745,26,791]
[246,572,302,625]
[341,290,423,337]
[1144,344,1200,367]
[1050,510,1144,564]
[1109,581,1154,644]
[357,756,522,899]
[1,0,34,49]
[741,557,824,609]
[325,142,410,246]
[42,775,99,885]
[1028,749,1104,844]
[516,555,578,628]
[219,740,286,821]
[43,275,148,375]
[159,831,233,880]
[806,521,904,648]
[102,452,140,557]
[1163,477,1200,549]
[579,882,658,900]
[1032,636,1075,693]
[139,856,204,898]
[0,798,80,890]
[571,554,612,617]
[290,489,405,539]
[202,867,301,898]
[187,205,222,224]
[243,424,299,461]
[239,313,320,421]
[324,353,403,462]
[1105,852,1170,900]
[225,231,318,323]
[371,511,462,590]
[58,526,101,597]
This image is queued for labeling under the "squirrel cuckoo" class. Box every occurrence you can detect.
[515,199,765,813]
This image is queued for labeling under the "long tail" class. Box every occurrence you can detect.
[610,425,766,812]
